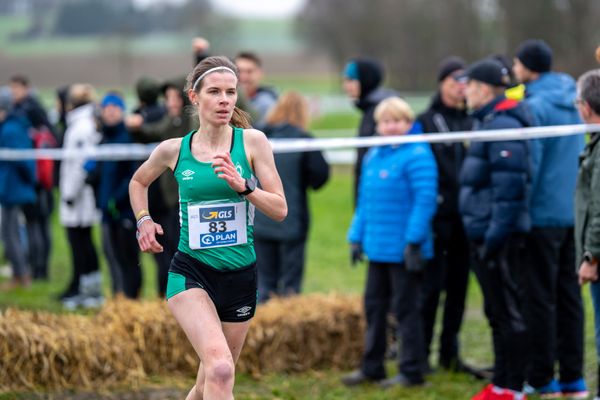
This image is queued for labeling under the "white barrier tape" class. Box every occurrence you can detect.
[0,124,599,161]
[273,124,600,153]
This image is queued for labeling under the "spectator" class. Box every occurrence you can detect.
[234,51,278,127]
[491,54,525,101]
[9,75,55,281]
[459,59,533,400]
[192,37,211,66]
[513,39,587,398]
[8,75,53,133]
[54,85,71,142]
[417,56,478,376]
[575,68,600,400]
[342,57,398,202]
[254,91,330,303]
[94,92,141,299]
[343,97,437,388]
[133,76,166,124]
[0,89,36,289]
[59,83,102,309]
[127,77,193,297]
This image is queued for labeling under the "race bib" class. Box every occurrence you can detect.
[188,201,247,249]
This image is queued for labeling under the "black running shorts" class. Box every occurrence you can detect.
[166,251,257,322]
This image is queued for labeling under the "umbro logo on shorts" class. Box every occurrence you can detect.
[182,169,195,180]
[236,306,252,317]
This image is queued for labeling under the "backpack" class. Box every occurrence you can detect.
[30,125,57,191]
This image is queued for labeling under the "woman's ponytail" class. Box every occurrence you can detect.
[231,106,253,129]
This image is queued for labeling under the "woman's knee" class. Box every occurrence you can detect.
[205,359,235,385]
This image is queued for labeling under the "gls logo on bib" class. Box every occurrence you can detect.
[199,206,235,222]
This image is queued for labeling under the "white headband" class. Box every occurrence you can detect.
[191,66,236,91]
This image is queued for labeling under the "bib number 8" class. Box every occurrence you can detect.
[208,221,227,233]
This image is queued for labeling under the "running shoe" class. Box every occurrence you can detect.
[559,378,589,399]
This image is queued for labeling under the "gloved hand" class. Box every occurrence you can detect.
[350,243,363,267]
[477,244,498,269]
[404,243,424,273]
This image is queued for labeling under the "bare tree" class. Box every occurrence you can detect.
[297,0,600,89]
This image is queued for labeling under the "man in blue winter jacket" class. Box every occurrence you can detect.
[512,39,588,398]
[0,89,37,289]
[459,59,533,400]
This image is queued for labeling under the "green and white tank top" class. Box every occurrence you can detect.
[174,127,256,270]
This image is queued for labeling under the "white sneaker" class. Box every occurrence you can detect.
[62,294,82,311]
[0,264,13,279]
[80,295,104,309]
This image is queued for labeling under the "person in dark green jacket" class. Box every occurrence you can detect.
[575,68,600,400]
[127,77,195,297]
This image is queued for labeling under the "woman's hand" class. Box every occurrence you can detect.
[212,152,246,193]
[136,219,164,253]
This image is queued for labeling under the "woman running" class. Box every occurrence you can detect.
[129,55,287,400]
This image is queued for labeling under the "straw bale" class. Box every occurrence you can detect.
[95,298,196,375]
[238,293,364,376]
[0,308,145,391]
[0,293,364,391]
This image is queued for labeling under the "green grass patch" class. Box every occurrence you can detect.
[1,158,597,399]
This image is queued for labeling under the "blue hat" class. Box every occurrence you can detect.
[100,93,125,110]
[343,62,360,80]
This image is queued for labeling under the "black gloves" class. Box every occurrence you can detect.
[477,243,499,269]
[404,243,425,273]
[350,243,363,266]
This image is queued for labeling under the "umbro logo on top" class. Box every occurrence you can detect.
[182,169,195,180]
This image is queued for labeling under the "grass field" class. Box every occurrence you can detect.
[0,167,598,399]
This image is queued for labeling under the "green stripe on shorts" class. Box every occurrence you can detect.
[166,272,187,300]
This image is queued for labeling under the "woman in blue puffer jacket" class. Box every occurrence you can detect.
[343,97,438,388]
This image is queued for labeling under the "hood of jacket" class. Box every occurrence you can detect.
[356,87,399,112]
[472,95,534,128]
[66,103,95,126]
[136,76,161,105]
[352,58,385,108]
[526,72,578,112]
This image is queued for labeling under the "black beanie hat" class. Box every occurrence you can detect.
[515,39,553,73]
[354,58,384,98]
[438,56,466,82]
[462,59,510,87]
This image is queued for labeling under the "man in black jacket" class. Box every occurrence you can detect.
[460,59,533,400]
[417,56,475,375]
[342,57,398,202]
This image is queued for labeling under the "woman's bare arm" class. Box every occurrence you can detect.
[211,129,287,221]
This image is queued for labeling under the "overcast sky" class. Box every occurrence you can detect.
[132,0,307,18]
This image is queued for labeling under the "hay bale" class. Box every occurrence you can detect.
[0,308,145,391]
[238,293,364,376]
[95,298,196,375]
[0,293,365,391]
